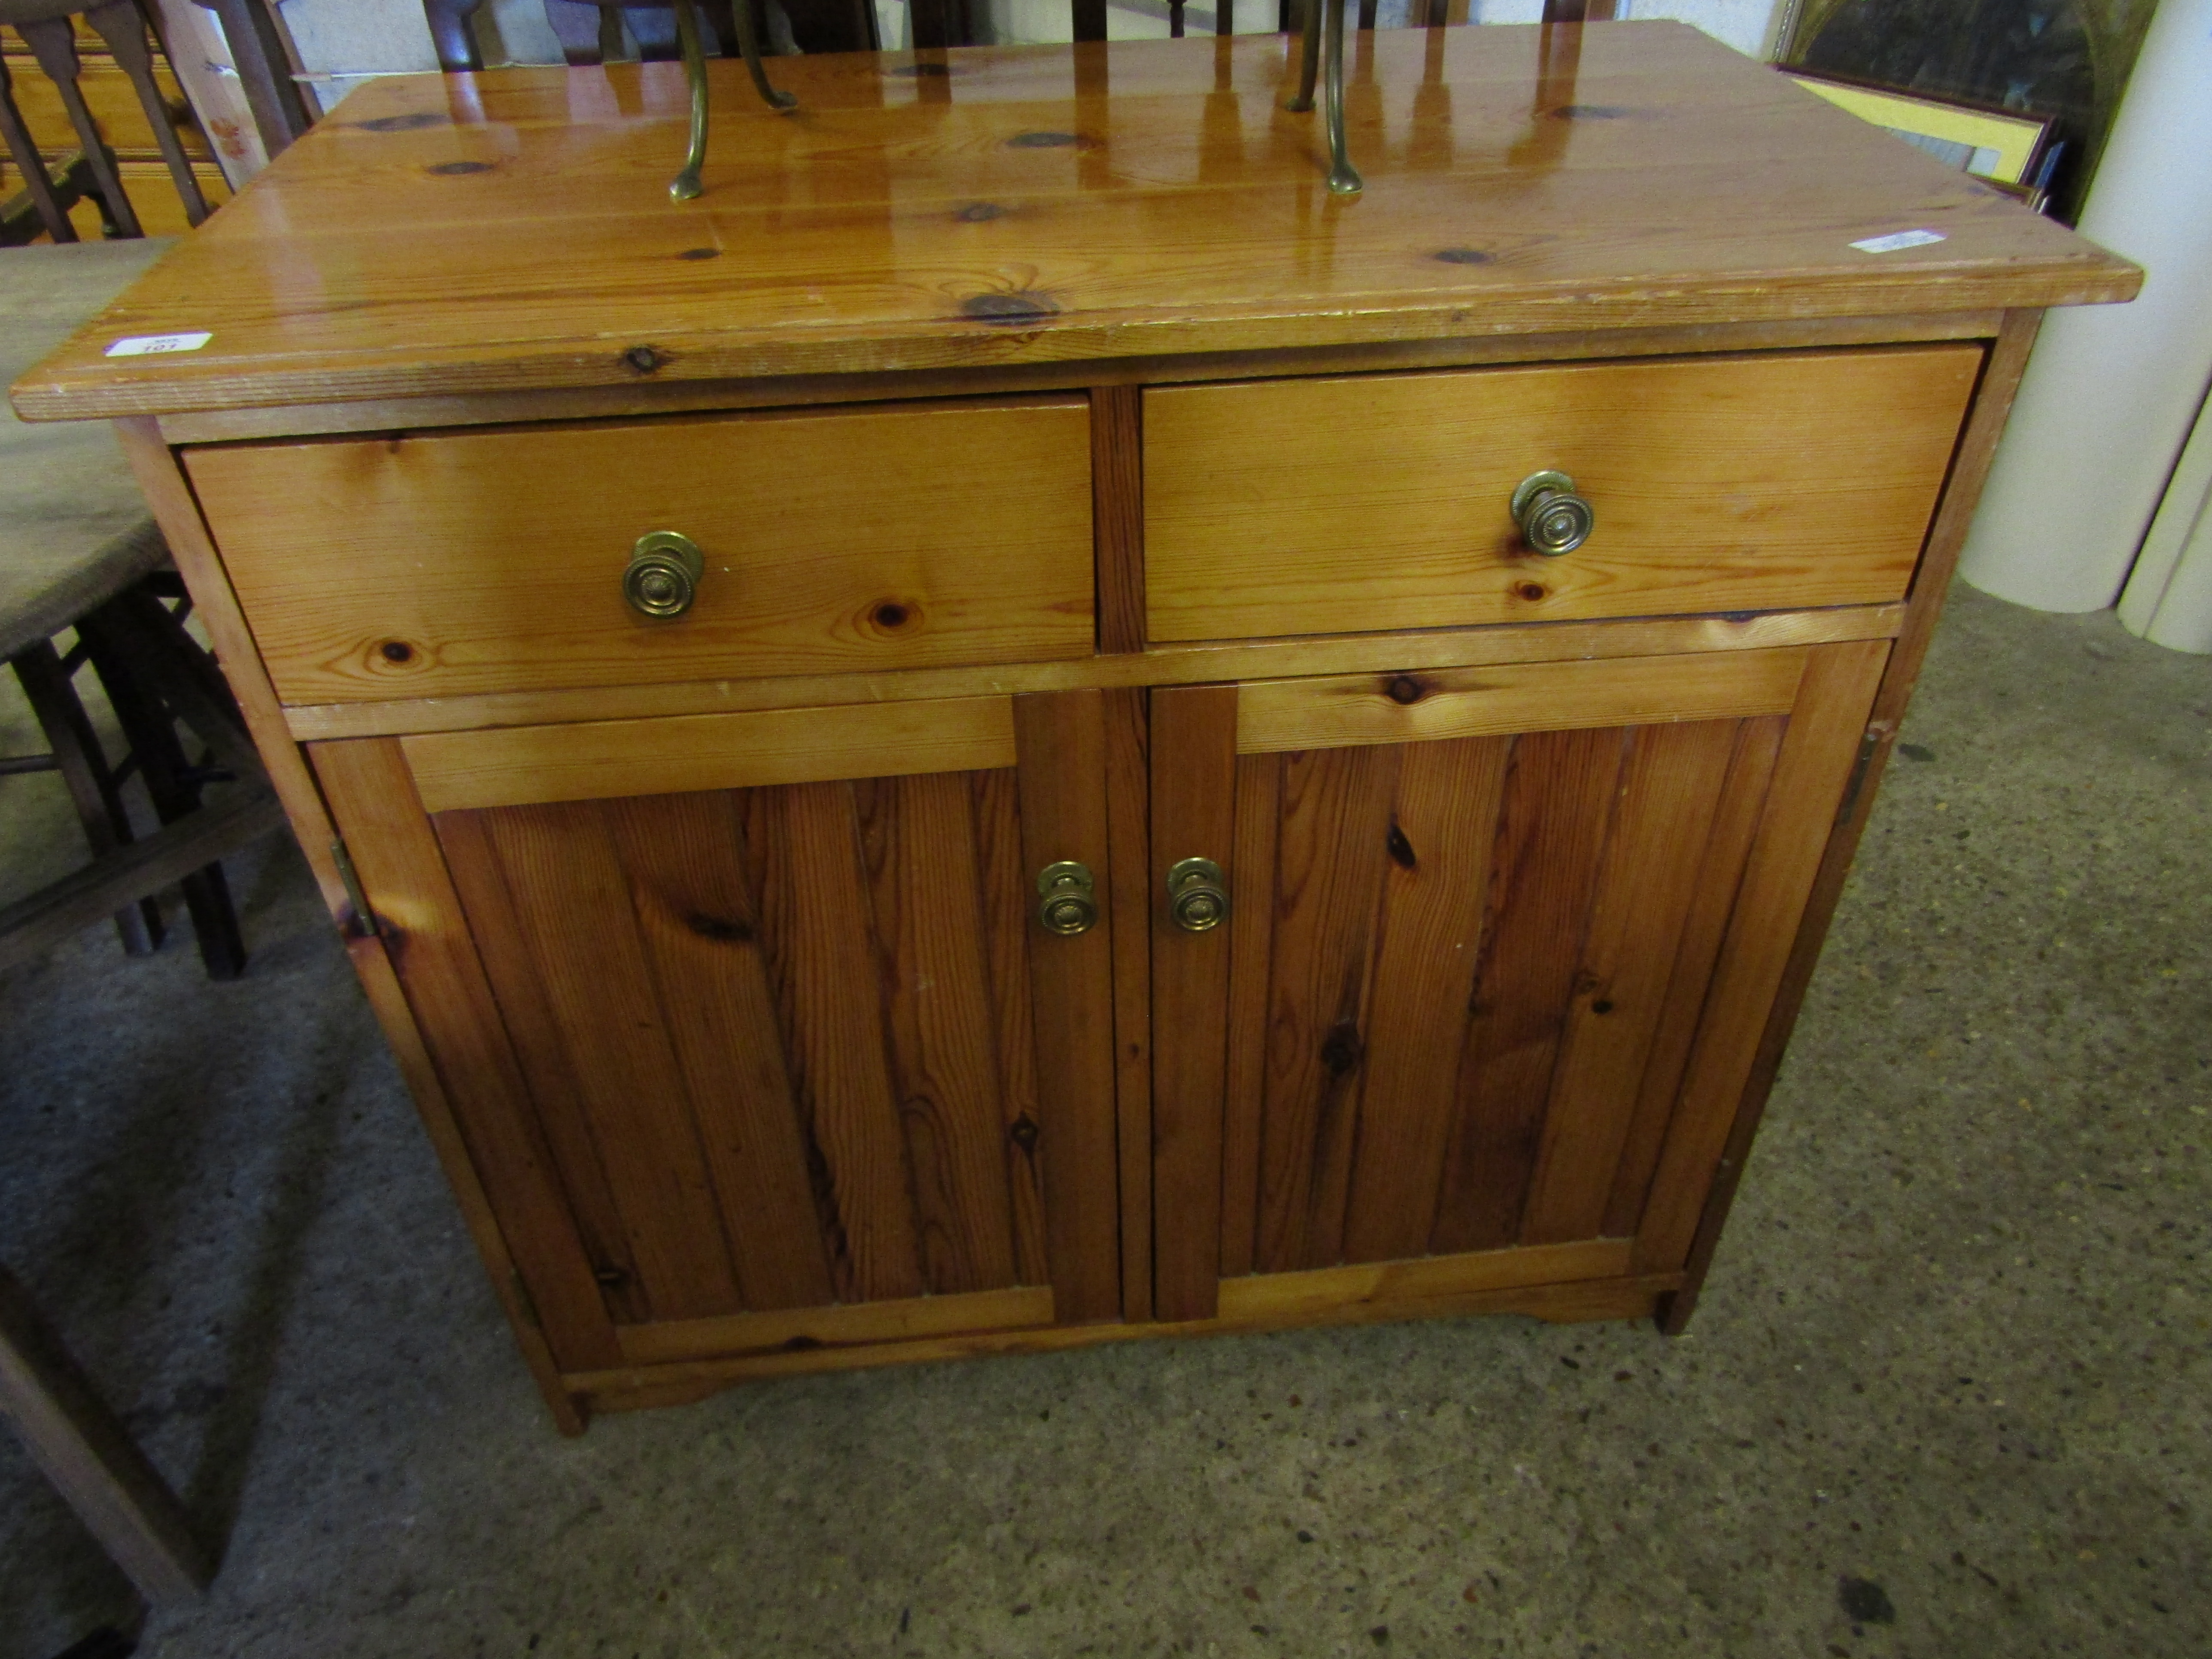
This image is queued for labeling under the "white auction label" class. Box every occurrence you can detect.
[103,332,213,357]
[1849,229,1947,254]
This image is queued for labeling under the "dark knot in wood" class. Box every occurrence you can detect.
[960,292,1060,325]
[678,246,721,261]
[378,640,415,664]
[623,346,666,374]
[1320,1021,1364,1078]
[684,912,752,943]
[1434,247,1493,265]
[1009,1114,1040,1153]
[359,112,446,132]
[1386,674,1428,705]
[956,202,1008,223]
[1516,581,1548,602]
[425,159,494,175]
[1007,131,1083,149]
[1386,822,1417,870]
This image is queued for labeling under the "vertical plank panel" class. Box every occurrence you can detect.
[742,781,927,1304]
[1014,690,1124,1323]
[1217,753,1279,1280]
[1603,716,1784,1236]
[1253,744,1402,1272]
[436,811,649,1325]
[1340,735,1510,1264]
[1633,640,1891,1273]
[1519,719,1741,1245]
[311,738,619,1371]
[1102,687,1156,1319]
[855,772,1021,1296]
[1149,684,1239,1322]
[471,802,745,1320]
[1093,385,1147,654]
[1430,726,1627,1255]
[972,769,1052,1288]
[602,792,838,1311]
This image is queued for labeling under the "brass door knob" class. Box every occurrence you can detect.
[1510,470,1595,556]
[1036,860,1098,936]
[1166,856,1229,932]
[624,531,706,618]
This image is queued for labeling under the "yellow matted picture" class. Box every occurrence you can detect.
[1787,69,2058,188]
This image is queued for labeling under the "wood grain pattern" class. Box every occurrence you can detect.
[184,398,1094,706]
[602,793,839,1310]
[1339,735,1510,1263]
[13,30,2135,422]
[1092,384,1146,654]
[1632,639,1890,1273]
[571,1269,1681,1408]
[740,780,929,1304]
[1518,718,1739,1244]
[310,738,622,1370]
[1252,744,1402,1273]
[1014,691,1124,1322]
[456,801,748,1321]
[1149,347,1979,642]
[1148,684,1238,1321]
[1217,1237,1632,1321]
[614,1283,1056,1366]
[152,312,2011,449]
[1602,714,1783,1237]
[403,695,1015,814]
[1431,726,1627,1255]
[1235,648,1807,756]
[856,772,1021,1297]
[1216,752,1278,1281]
[972,768,1052,1288]
[284,604,1904,743]
[1102,687,1154,1320]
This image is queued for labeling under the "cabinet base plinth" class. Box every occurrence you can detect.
[562,1271,1683,1421]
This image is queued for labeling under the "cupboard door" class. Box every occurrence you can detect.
[314,690,1122,1375]
[1150,642,1887,1322]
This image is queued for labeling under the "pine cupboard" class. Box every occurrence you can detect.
[12,24,2137,1432]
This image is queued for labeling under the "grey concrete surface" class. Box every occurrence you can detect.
[1,586,2206,1659]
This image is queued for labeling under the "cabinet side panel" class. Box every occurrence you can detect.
[1013,691,1123,1324]
[1632,639,1892,1274]
[599,793,840,1312]
[1252,744,1403,1273]
[1149,685,1240,1322]
[1519,718,1743,1245]
[1431,726,1629,1255]
[310,738,620,1371]
[1340,735,1510,1265]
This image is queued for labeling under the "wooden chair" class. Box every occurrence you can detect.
[3,242,287,980]
[0,0,211,244]
[425,0,875,71]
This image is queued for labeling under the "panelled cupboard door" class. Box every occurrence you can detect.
[1150,641,1890,1323]
[312,690,1122,1376]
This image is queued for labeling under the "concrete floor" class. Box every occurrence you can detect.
[1,586,2206,1659]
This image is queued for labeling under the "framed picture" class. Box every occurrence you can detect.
[1787,68,2058,188]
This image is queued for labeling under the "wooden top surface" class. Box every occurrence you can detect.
[11,23,2137,422]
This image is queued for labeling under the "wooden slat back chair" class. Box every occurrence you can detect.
[0,0,210,244]
[1,242,286,979]
[426,0,875,70]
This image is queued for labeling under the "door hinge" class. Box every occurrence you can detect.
[329,837,381,939]
[1834,722,1896,827]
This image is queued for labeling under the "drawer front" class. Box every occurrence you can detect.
[186,397,1095,705]
[1142,346,1981,643]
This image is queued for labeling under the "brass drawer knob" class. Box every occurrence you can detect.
[1166,856,1229,933]
[1036,860,1099,936]
[1510,470,1595,556]
[624,531,706,618]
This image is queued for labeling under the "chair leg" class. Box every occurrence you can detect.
[8,644,162,957]
[0,1264,210,1604]
[74,609,248,981]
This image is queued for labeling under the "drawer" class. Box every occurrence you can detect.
[185,396,1095,705]
[1142,346,1981,642]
